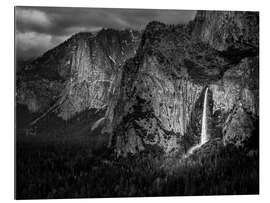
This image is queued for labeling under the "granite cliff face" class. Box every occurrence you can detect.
[108,11,259,156]
[17,29,141,120]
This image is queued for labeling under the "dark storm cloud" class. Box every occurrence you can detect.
[15,6,196,60]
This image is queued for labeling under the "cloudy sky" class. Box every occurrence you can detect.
[15,6,196,61]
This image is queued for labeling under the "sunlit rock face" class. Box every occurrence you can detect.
[109,22,207,156]
[110,11,259,156]
[17,29,141,120]
[111,54,203,156]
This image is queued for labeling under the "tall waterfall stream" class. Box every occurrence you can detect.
[187,87,209,155]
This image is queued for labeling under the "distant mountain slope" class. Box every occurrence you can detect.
[16,29,141,120]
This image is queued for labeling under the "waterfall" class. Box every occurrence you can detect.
[91,117,106,131]
[186,87,209,155]
[200,87,209,145]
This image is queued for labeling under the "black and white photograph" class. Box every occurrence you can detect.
[15,6,259,199]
